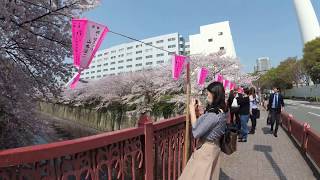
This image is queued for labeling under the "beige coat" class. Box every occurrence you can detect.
[178,141,221,180]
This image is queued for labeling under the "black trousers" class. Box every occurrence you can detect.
[250,109,258,131]
[270,109,281,134]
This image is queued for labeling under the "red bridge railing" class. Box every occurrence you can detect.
[0,114,194,180]
[281,112,320,170]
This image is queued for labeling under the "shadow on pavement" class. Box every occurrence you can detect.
[254,145,288,180]
[261,127,273,134]
[219,168,234,180]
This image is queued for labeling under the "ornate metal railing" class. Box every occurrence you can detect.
[0,114,190,180]
[281,112,320,170]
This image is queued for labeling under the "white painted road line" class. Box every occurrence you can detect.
[308,112,320,117]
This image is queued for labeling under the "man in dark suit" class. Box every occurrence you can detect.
[267,86,285,137]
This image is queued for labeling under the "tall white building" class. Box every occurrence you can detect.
[293,0,320,44]
[254,57,271,73]
[80,33,184,80]
[189,21,237,57]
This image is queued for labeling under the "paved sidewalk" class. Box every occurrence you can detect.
[220,109,318,180]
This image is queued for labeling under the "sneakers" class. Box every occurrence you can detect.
[238,139,247,142]
[273,133,278,137]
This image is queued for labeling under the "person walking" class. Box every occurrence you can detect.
[228,90,240,129]
[237,88,250,142]
[267,86,285,137]
[178,82,227,180]
[249,87,259,134]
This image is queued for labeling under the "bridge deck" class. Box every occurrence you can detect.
[220,110,318,180]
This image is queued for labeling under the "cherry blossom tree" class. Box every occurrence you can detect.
[61,51,257,121]
[0,0,100,147]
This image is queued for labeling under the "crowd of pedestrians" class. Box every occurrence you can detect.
[179,81,285,179]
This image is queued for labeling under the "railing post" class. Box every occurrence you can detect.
[302,123,311,153]
[288,114,293,135]
[138,113,154,180]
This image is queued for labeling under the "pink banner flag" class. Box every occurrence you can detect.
[229,82,235,90]
[72,19,87,68]
[223,79,230,89]
[172,55,186,80]
[69,19,109,89]
[197,67,208,87]
[215,73,223,82]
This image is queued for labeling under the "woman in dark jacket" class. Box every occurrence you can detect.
[237,87,250,142]
[179,82,227,180]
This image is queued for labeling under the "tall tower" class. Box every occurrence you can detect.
[293,0,320,43]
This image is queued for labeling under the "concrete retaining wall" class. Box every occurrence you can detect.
[284,85,320,98]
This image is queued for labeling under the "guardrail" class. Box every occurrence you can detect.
[281,112,320,170]
[0,114,191,180]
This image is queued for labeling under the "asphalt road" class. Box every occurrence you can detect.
[284,99,320,134]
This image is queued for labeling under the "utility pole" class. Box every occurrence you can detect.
[183,59,191,167]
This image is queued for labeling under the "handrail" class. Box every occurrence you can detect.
[281,111,320,170]
[0,127,144,167]
[0,114,189,180]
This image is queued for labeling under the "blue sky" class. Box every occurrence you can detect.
[84,0,320,72]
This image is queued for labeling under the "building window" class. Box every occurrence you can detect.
[97,70,101,72]
[119,48,124,52]
[168,52,175,55]
[81,72,84,75]
[110,67,115,70]
[97,65,102,67]
[157,60,164,64]
[118,66,124,69]
[104,52,109,55]
[127,46,133,50]
[127,59,133,62]
[126,52,133,56]
[103,69,108,71]
[218,32,223,36]
[136,50,142,54]
[91,71,95,73]
[145,48,152,52]
[156,53,164,57]
[126,65,132,68]
[220,47,225,50]
[110,73,115,76]
[146,55,152,59]
[97,75,101,78]
[97,54,102,57]
[156,40,164,43]
[136,57,142,60]
[168,37,176,41]
[104,63,108,66]
[146,62,153,65]
[111,50,116,54]
[118,60,124,63]
[136,63,142,67]
[168,45,176,48]
[146,42,152,45]
[136,44,142,48]
[91,66,95,68]
[208,39,213,42]
[91,76,95,79]
[86,77,89,79]
[86,72,89,74]
[103,75,107,77]
[118,54,124,57]
[111,56,116,59]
